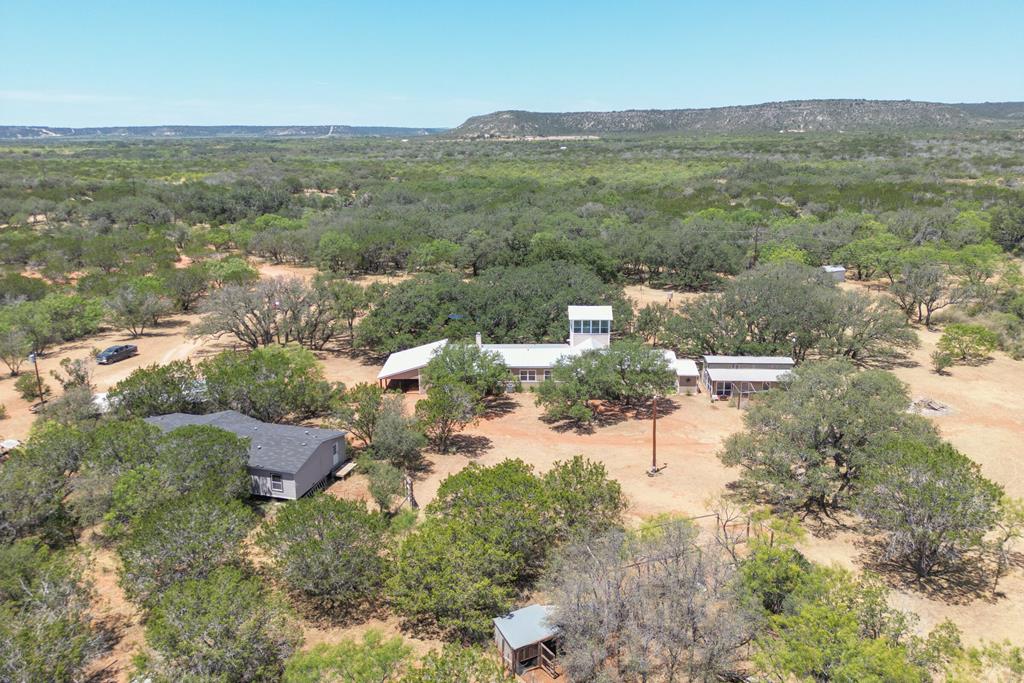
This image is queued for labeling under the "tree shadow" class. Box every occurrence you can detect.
[446,433,493,459]
[857,354,919,370]
[855,536,999,605]
[84,618,128,683]
[796,509,859,539]
[481,394,518,419]
[329,336,390,366]
[544,396,681,434]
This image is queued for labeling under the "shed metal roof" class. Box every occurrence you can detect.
[703,355,795,366]
[672,358,700,376]
[377,339,448,380]
[567,305,613,320]
[822,265,847,273]
[706,367,792,383]
[659,349,699,376]
[144,410,345,475]
[493,604,558,650]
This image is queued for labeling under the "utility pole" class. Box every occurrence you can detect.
[651,394,658,470]
[30,352,46,408]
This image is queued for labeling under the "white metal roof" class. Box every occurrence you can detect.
[660,349,699,376]
[703,355,795,366]
[567,305,613,320]
[482,340,593,369]
[673,358,699,376]
[706,367,792,383]
[377,339,448,379]
[821,265,846,272]
[493,604,558,650]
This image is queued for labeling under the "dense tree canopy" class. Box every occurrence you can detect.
[4,128,1024,682]
[535,340,676,425]
[858,439,1002,578]
[668,263,918,365]
[0,540,106,683]
[200,344,338,423]
[357,261,631,354]
[118,495,255,607]
[720,359,937,513]
[142,566,299,683]
[388,458,625,640]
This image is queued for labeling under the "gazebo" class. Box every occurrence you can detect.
[493,604,560,677]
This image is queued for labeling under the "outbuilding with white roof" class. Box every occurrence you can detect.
[701,355,794,400]
[493,604,559,676]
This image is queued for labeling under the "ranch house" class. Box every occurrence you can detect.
[145,410,348,500]
[377,305,700,393]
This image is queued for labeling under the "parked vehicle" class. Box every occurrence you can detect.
[96,344,138,364]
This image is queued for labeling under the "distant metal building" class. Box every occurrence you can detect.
[821,264,847,282]
[493,604,560,677]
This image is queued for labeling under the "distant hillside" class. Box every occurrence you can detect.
[952,102,1024,119]
[450,99,1024,138]
[0,124,447,141]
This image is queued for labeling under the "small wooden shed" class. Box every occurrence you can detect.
[493,604,560,677]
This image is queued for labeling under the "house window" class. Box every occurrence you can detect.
[270,475,284,493]
[573,320,610,334]
[519,369,536,382]
[543,369,552,381]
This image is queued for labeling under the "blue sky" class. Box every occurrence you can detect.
[1,1,1022,127]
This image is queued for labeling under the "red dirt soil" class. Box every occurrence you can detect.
[6,267,1023,680]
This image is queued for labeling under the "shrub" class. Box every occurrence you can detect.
[258,495,388,613]
[937,323,999,362]
[14,373,50,403]
[858,439,1002,578]
[143,566,299,682]
[118,495,255,606]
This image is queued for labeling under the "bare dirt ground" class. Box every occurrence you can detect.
[0,313,225,442]
[327,283,1024,647]
[252,259,412,289]
[83,538,145,683]
[796,323,1024,643]
[623,283,703,311]
[9,272,1024,678]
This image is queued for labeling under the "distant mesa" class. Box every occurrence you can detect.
[4,100,1023,141]
[0,124,447,140]
[447,99,1024,138]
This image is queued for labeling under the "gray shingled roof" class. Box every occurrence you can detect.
[144,410,345,475]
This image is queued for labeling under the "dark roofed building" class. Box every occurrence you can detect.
[145,410,347,500]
